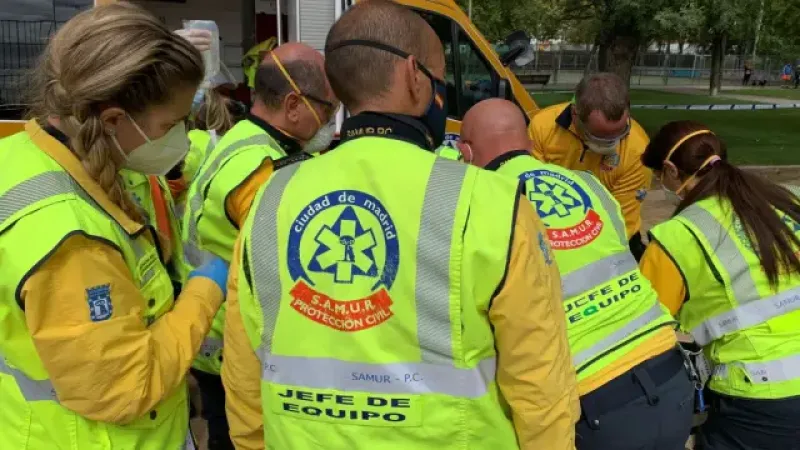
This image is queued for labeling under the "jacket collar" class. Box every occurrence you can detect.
[29,120,145,235]
[246,113,303,155]
[338,112,434,151]
[485,150,531,172]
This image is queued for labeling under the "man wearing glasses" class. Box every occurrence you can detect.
[180,42,339,450]
[530,73,651,260]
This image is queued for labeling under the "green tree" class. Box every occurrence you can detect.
[557,0,683,83]
[455,0,562,41]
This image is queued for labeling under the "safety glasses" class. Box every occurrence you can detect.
[576,115,631,145]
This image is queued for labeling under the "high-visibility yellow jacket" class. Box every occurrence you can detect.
[646,194,800,399]
[493,152,676,394]
[182,116,306,374]
[120,169,189,287]
[530,102,652,239]
[222,130,580,450]
[0,120,223,449]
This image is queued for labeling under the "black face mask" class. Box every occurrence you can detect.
[326,39,448,148]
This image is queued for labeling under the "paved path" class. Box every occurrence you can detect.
[643,85,797,105]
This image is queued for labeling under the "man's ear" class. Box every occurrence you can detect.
[283,92,302,122]
[99,107,126,133]
[404,56,425,106]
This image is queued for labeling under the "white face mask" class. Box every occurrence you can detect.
[586,140,619,155]
[303,121,336,154]
[662,185,682,206]
[114,115,190,175]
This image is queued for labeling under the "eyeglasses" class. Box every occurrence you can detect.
[270,52,339,126]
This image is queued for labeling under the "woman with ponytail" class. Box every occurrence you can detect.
[0,3,229,449]
[640,120,800,449]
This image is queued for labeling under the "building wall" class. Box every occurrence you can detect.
[135,0,289,82]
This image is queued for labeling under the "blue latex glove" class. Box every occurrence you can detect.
[189,256,229,297]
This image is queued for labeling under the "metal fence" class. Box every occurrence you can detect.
[514,48,787,88]
[0,20,63,117]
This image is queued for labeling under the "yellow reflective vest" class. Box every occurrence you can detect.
[0,131,189,449]
[496,154,675,382]
[121,170,189,287]
[182,118,289,375]
[235,135,522,449]
[435,145,462,161]
[650,194,800,399]
[185,129,216,185]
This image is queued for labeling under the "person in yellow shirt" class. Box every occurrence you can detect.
[459,99,691,450]
[183,42,339,450]
[0,4,227,449]
[530,73,651,260]
[640,121,800,450]
[222,2,578,449]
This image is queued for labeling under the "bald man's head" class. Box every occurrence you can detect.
[255,42,331,110]
[325,0,444,111]
[460,99,532,167]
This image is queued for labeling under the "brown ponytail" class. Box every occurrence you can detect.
[30,2,203,223]
[642,120,800,289]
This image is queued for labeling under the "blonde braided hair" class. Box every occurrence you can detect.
[30,2,203,222]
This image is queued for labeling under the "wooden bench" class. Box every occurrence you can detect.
[516,73,551,86]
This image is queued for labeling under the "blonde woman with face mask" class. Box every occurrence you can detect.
[0,3,228,449]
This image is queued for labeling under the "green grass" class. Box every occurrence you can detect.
[634,109,800,165]
[530,89,751,108]
[727,88,800,100]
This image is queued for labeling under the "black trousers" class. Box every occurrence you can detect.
[191,368,234,450]
[695,391,800,450]
[576,349,695,450]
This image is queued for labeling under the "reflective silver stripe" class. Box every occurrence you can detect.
[1,172,159,291]
[261,354,496,397]
[678,205,779,345]
[713,353,800,384]
[573,302,669,369]
[0,358,57,402]
[691,285,800,345]
[251,163,303,354]
[0,171,76,225]
[680,205,760,303]
[415,160,467,364]
[561,251,637,300]
[198,336,223,358]
[573,171,627,245]
[184,241,216,267]
[184,134,276,267]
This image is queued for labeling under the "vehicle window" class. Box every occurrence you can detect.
[415,11,458,119]
[456,29,495,114]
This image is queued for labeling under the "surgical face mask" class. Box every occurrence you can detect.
[586,139,619,156]
[662,184,682,206]
[304,120,336,154]
[576,115,629,156]
[419,66,448,148]
[113,115,190,176]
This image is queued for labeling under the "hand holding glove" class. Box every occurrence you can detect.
[174,28,212,52]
